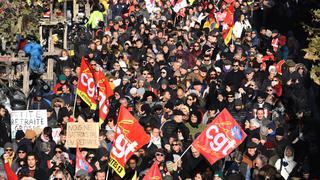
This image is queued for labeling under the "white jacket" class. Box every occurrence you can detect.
[233,20,252,39]
[274,147,297,179]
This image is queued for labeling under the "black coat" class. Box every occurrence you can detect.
[161,120,190,143]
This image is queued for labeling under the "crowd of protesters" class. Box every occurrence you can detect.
[0,0,317,179]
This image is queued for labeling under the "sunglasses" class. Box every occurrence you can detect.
[55,150,62,154]
[233,64,239,67]
[155,153,164,157]
[54,178,63,180]
[267,89,273,92]
[173,144,180,146]
[5,149,13,152]
[18,151,26,154]
[193,68,199,71]
[90,63,97,66]
[88,156,94,159]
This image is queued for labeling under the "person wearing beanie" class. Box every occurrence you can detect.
[2,142,15,167]
[11,145,28,172]
[269,127,289,166]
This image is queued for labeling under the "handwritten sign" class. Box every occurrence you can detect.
[10,110,47,139]
[66,122,99,149]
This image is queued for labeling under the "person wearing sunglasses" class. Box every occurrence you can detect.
[2,142,15,168]
[11,145,28,173]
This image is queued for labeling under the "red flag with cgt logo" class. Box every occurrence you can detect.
[192,108,247,164]
[109,105,151,178]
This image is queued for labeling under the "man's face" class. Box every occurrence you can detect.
[128,159,137,169]
[257,110,264,120]
[191,147,200,158]
[27,156,37,168]
[248,147,256,156]
[174,115,183,123]
[5,147,13,156]
[95,172,106,180]
[152,128,160,138]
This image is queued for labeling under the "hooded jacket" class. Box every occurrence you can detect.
[275,146,297,179]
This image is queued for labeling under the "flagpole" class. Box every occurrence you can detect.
[176,144,192,162]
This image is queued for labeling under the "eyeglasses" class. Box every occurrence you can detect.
[55,150,62,154]
[155,153,164,157]
[5,149,13,152]
[18,151,26,154]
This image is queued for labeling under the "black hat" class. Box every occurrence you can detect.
[15,130,25,140]
[199,66,207,72]
[276,127,285,136]
[141,104,151,114]
[247,141,258,148]
[245,67,254,74]
[193,80,202,86]
[173,110,185,116]
[17,145,28,153]
[164,101,174,109]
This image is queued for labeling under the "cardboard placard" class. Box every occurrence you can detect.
[66,122,99,149]
[10,110,48,139]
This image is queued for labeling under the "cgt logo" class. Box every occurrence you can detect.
[205,124,236,155]
[111,127,138,163]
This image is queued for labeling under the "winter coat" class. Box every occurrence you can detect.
[160,120,190,143]
[275,146,297,179]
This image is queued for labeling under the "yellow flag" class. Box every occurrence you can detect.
[224,27,233,45]
[189,0,196,5]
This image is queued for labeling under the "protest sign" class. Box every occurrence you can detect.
[66,122,99,149]
[10,110,47,139]
[52,128,62,143]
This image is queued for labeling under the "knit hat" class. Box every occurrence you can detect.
[4,142,13,150]
[286,60,296,67]
[25,129,37,140]
[59,74,67,81]
[276,127,285,136]
[17,145,28,153]
[15,130,25,140]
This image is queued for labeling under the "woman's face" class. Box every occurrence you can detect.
[191,114,198,123]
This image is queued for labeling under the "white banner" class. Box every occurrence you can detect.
[10,110,48,139]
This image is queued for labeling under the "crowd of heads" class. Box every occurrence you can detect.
[0,0,314,179]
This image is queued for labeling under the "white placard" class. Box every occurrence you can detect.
[10,110,48,139]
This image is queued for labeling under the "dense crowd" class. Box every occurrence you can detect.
[0,0,316,179]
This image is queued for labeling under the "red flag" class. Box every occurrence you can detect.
[109,105,151,178]
[76,145,93,173]
[192,109,247,164]
[77,57,97,110]
[93,69,114,123]
[222,3,235,45]
[143,161,162,180]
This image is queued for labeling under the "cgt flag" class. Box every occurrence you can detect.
[143,161,162,180]
[77,57,97,110]
[192,108,247,165]
[93,69,114,124]
[109,105,151,178]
